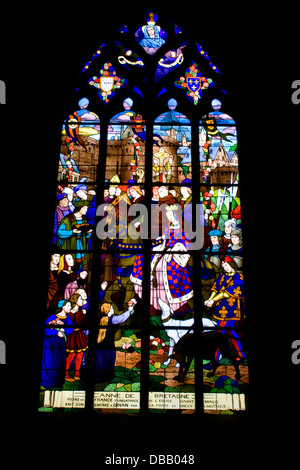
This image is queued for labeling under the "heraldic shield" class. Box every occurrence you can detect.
[186,75,201,93]
[99,76,114,92]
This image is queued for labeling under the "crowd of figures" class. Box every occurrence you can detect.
[41,176,246,392]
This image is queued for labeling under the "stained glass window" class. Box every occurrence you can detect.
[39,11,249,416]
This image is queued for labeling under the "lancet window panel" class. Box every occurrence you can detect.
[59,99,100,184]
[199,100,238,185]
[153,100,191,185]
[106,99,146,185]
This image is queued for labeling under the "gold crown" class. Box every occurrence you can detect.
[166,204,180,211]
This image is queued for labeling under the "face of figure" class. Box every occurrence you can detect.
[65,254,74,267]
[76,288,87,300]
[166,210,176,223]
[80,205,88,215]
[51,253,61,265]
[147,26,155,38]
[109,186,116,196]
[103,189,109,198]
[129,188,139,199]
[223,262,234,273]
[76,296,84,307]
[59,197,69,207]
[152,186,159,198]
[231,235,240,245]
[210,235,219,245]
[62,301,72,313]
[180,187,191,200]
[225,224,233,234]
[158,186,168,198]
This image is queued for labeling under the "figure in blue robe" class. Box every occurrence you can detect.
[138,24,165,54]
[41,301,73,389]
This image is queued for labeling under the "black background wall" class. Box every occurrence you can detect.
[1,2,299,464]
